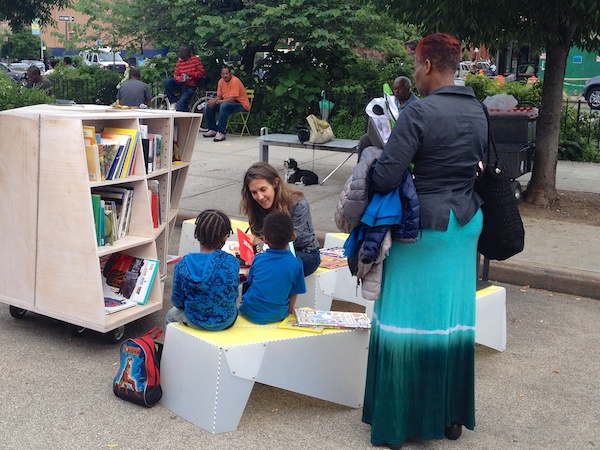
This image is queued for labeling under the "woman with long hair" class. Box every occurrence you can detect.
[240,162,320,276]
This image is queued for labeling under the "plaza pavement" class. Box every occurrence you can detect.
[1,133,599,449]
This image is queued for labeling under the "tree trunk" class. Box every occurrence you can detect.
[524,39,571,205]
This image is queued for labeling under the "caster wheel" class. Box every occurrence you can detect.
[9,305,27,319]
[70,325,86,336]
[107,326,126,344]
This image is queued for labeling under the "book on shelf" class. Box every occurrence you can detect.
[294,308,371,329]
[99,130,133,179]
[85,144,102,182]
[91,194,102,246]
[103,126,140,178]
[82,125,96,146]
[91,187,134,240]
[100,253,160,312]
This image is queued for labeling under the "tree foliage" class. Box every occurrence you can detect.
[73,0,416,130]
[0,0,70,29]
[0,27,44,61]
[366,0,600,205]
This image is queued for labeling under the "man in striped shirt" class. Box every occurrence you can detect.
[164,45,205,111]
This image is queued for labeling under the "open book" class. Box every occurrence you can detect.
[100,253,160,314]
[294,308,371,329]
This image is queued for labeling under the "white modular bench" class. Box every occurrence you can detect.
[178,222,506,352]
[320,232,507,352]
[160,318,369,433]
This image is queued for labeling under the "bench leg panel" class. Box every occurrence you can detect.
[161,325,256,433]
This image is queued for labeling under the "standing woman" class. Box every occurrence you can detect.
[240,162,321,276]
[362,33,487,448]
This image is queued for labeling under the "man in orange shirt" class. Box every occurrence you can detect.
[164,45,205,111]
[203,66,250,142]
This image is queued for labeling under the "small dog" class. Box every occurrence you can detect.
[283,158,319,185]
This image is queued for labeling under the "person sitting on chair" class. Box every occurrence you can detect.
[203,66,250,142]
[163,45,205,111]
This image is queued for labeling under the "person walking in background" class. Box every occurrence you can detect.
[165,210,239,331]
[63,56,75,70]
[117,67,152,107]
[240,162,321,276]
[362,33,487,448]
[239,211,306,324]
[25,66,53,95]
[163,45,205,112]
[203,66,250,142]
[44,58,58,75]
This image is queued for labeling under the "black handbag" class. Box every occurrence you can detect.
[475,104,525,260]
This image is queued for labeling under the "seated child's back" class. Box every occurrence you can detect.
[240,211,305,324]
[167,210,240,331]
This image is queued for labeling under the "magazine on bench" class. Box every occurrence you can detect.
[294,308,371,329]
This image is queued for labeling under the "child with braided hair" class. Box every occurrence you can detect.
[165,209,240,331]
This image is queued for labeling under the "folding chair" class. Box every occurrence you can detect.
[226,89,254,137]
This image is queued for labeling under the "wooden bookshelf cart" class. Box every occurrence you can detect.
[0,104,200,341]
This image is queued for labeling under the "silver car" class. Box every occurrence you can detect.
[582,75,600,109]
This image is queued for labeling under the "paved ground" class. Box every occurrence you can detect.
[1,134,599,449]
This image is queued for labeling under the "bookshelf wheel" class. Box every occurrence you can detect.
[107,326,126,344]
[70,325,86,336]
[9,306,27,319]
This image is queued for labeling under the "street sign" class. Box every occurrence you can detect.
[59,15,75,21]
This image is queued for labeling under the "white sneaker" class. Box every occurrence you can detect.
[213,132,226,142]
[168,103,177,111]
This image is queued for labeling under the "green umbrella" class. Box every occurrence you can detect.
[319,90,334,120]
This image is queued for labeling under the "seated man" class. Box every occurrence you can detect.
[117,67,152,107]
[164,45,205,111]
[203,66,250,142]
[357,76,418,161]
[26,66,53,95]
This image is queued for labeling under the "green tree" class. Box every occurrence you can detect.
[1,27,44,62]
[365,0,600,205]
[0,0,70,29]
[73,0,415,130]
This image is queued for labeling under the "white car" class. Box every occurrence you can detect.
[80,48,128,74]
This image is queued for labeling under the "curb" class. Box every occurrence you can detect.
[481,261,600,301]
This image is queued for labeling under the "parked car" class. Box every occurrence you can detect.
[0,62,26,82]
[80,48,128,74]
[20,60,46,73]
[582,75,600,109]
[516,63,538,81]
[455,60,492,78]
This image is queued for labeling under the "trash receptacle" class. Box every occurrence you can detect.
[488,107,538,201]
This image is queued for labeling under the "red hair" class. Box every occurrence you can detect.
[415,33,461,73]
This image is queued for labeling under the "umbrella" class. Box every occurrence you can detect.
[319,90,335,120]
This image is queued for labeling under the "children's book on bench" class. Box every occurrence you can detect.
[294,308,371,329]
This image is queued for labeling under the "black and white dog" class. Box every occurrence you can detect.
[283,158,319,185]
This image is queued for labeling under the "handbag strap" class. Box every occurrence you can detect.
[480,101,499,166]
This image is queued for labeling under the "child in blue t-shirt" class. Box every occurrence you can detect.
[166,209,240,331]
[239,211,306,324]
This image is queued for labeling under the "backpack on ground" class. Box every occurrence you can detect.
[113,327,163,407]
